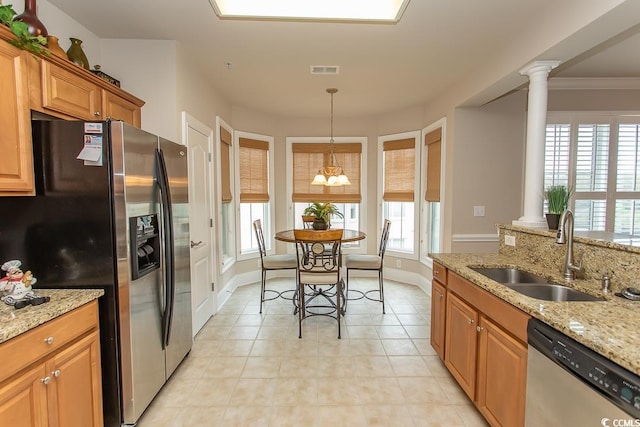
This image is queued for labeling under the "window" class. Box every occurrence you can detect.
[237,133,273,255]
[379,131,420,256]
[287,137,365,248]
[424,126,442,255]
[217,118,235,269]
[545,114,640,237]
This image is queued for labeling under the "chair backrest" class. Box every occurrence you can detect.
[301,215,315,229]
[253,219,267,260]
[378,220,391,258]
[293,229,343,276]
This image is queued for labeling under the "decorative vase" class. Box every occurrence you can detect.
[15,0,48,37]
[66,38,89,70]
[545,213,561,231]
[46,36,67,59]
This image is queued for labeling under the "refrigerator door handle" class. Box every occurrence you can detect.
[155,148,175,349]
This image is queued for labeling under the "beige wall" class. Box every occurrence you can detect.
[548,88,640,111]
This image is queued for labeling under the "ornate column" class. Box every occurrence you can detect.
[513,60,560,229]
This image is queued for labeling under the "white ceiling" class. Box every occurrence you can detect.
[47,0,640,118]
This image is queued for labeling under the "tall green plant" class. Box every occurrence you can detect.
[303,202,344,223]
[0,5,48,55]
[546,185,573,214]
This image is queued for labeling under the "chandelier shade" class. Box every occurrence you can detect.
[311,88,351,187]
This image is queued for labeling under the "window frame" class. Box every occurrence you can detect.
[378,130,421,260]
[234,130,275,260]
[546,111,640,236]
[216,116,236,273]
[286,136,367,254]
[420,119,446,266]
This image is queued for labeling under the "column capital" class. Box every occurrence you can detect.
[519,60,561,78]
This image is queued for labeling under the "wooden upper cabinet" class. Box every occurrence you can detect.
[40,61,103,121]
[0,40,34,195]
[103,90,141,127]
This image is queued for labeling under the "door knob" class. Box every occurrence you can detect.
[190,240,203,248]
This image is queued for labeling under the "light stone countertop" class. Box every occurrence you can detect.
[0,289,104,344]
[430,252,640,376]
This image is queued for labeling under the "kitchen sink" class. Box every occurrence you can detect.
[506,283,604,302]
[469,267,604,301]
[469,267,549,284]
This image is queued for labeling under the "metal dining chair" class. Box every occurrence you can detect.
[345,220,391,313]
[294,228,345,338]
[253,219,298,313]
[301,215,315,229]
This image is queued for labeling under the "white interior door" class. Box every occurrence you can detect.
[182,112,216,336]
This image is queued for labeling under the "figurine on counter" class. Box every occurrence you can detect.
[0,260,48,308]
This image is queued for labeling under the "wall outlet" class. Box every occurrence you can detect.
[505,235,516,246]
[396,259,402,268]
[473,205,485,217]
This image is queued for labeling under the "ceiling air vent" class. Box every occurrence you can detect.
[311,66,340,75]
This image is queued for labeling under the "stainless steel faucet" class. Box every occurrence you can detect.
[556,209,582,280]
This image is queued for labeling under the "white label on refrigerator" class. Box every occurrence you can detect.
[77,135,103,166]
[84,123,103,134]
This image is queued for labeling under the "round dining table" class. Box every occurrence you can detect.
[275,229,366,243]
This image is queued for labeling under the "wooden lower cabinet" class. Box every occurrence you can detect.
[444,292,478,399]
[0,364,48,427]
[430,279,447,360]
[437,269,529,427]
[0,302,103,427]
[476,316,527,427]
[48,331,103,427]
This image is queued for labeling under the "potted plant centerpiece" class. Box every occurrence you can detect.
[545,185,573,230]
[303,202,343,230]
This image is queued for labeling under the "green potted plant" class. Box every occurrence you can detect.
[545,185,573,230]
[303,201,344,230]
[0,4,48,55]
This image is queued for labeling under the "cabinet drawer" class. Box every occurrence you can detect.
[448,272,529,343]
[41,61,101,120]
[0,301,98,383]
[432,262,447,286]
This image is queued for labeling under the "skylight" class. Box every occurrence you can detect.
[209,0,410,23]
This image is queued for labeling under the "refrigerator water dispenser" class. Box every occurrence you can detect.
[130,214,160,280]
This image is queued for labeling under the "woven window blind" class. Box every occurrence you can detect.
[383,138,415,202]
[424,128,442,202]
[220,126,233,203]
[292,142,362,203]
[239,138,269,202]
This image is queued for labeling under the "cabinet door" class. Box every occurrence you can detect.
[41,61,102,120]
[0,364,48,427]
[430,279,447,360]
[47,331,103,427]
[103,90,141,127]
[444,292,478,399]
[476,316,527,427]
[0,42,34,194]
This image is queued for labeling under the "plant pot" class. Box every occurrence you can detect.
[312,218,328,230]
[546,213,561,230]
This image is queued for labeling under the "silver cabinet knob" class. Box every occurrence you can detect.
[41,376,51,385]
[94,111,101,116]
[476,326,483,332]
[52,369,61,377]
[467,318,475,325]
[44,336,54,345]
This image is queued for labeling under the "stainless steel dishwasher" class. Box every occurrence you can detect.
[526,318,640,426]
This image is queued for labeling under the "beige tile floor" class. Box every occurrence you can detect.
[137,278,489,427]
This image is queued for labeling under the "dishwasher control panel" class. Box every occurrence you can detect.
[529,318,640,419]
[553,340,640,413]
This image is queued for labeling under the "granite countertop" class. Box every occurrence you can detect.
[431,252,640,376]
[0,289,104,344]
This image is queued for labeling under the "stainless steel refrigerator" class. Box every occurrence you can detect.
[0,120,192,427]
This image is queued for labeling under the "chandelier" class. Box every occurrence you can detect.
[311,88,351,186]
